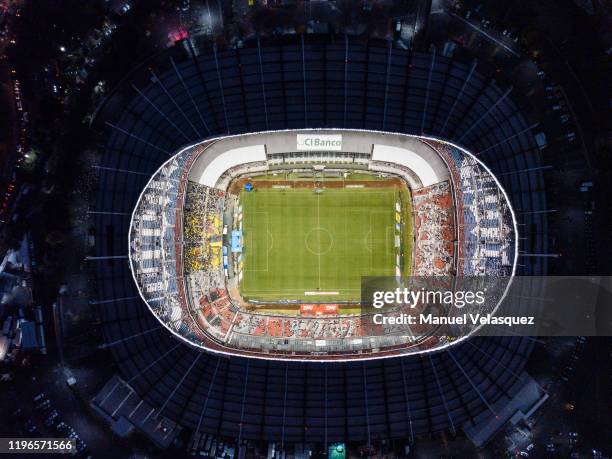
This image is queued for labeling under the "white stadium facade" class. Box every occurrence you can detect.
[128,129,517,361]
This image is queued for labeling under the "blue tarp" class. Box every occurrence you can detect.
[231,230,243,253]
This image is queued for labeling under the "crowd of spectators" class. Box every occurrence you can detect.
[183,181,225,273]
[132,142,512,356]
[413,181,455,276]
[233,314,358,339]
[433,142,515,276]
[193,289,235,341]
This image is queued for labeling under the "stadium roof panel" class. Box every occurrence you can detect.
[195,144,267,186]
[92,37,546,441]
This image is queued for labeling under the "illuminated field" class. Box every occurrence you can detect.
[239,184,412,303]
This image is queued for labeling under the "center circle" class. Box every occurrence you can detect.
[305,227,333,255]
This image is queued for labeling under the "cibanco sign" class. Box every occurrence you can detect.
[296,134,343,151]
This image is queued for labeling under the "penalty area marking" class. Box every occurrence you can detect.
[244,211,271,272]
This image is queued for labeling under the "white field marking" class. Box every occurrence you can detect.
[366,208,394,271]
[267,228,274,253]
[304,291,339,295]
[260,211,270,272]
[369,210,380,271]
[317,192,321,290]
[383,190,397,270]
[265,210,273,256]
[304,227,334,256]
[312,190,394,197]
[247,188,397,296]
[386,225,395,268]
[369,210,373,271]
[344,203,348,291]
[243,211,269,272]
[244,288,362,293]
[291,189,395,199]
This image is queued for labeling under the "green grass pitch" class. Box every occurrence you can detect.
[239,187,410,302]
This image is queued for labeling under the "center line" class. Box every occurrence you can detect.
[317,190,321,290]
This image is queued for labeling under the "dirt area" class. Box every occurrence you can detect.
[229,176,406,194]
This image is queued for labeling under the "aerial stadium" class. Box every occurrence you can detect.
[128,129,517,360]
[3,1,609,457]
[89,33,553,452]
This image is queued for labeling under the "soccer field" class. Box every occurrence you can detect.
[239,186,410,302]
